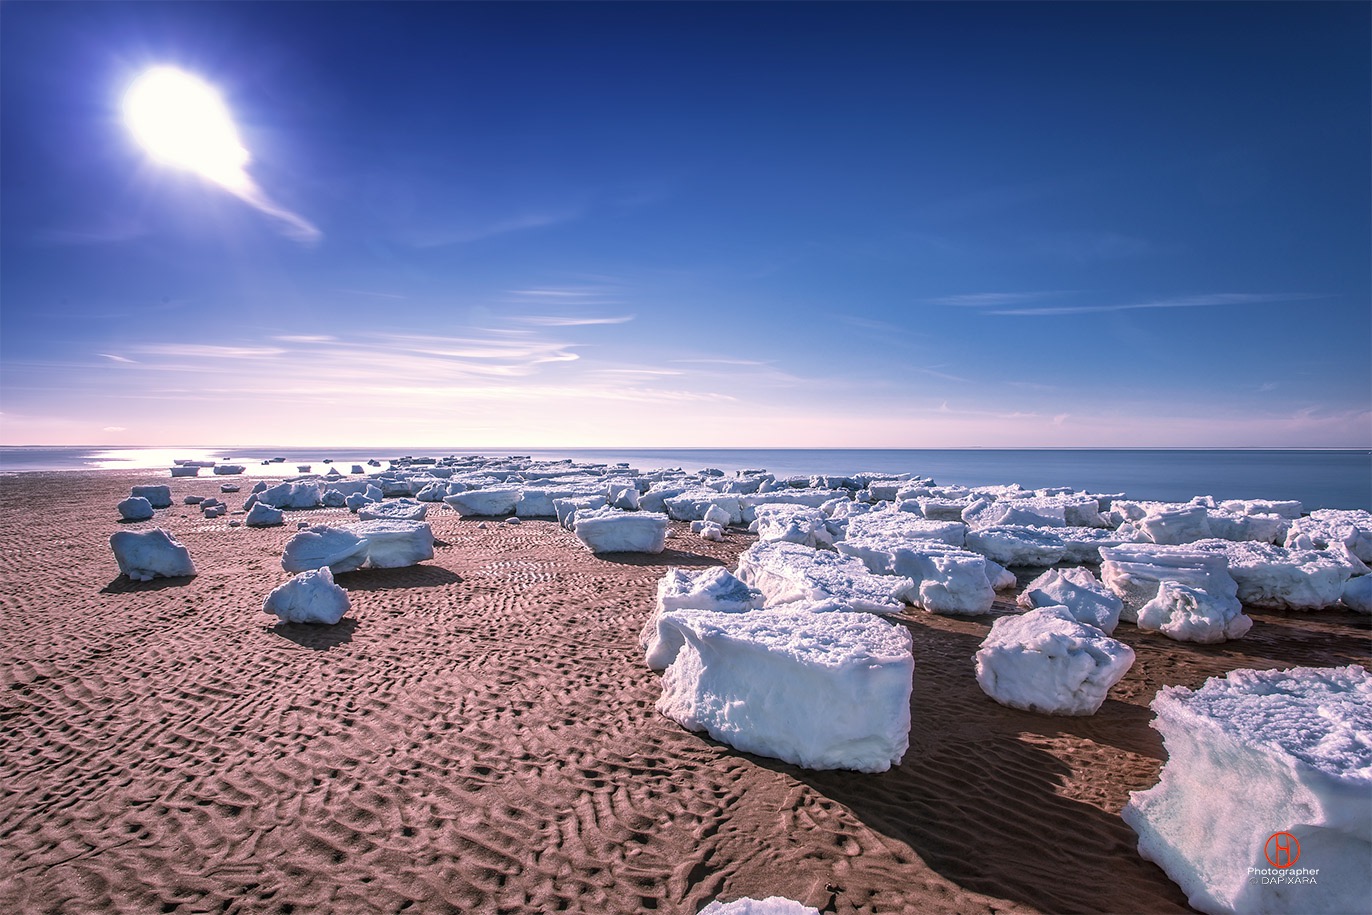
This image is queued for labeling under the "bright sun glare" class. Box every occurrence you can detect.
[123,67,250,191]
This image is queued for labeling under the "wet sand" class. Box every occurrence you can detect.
[1,470,1368,914]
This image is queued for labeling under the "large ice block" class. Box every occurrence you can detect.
[735,540,911,615]
[1123,665,1372,915]
[656,608,914,772]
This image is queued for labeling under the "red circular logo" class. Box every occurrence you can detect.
[1265,832,1301,869]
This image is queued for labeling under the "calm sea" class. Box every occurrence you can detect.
[1,445,1368,511]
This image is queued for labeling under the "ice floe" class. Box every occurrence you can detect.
[1123,665,1372,915]
[656,608,914,772]
[573,507,669,554]
[975,606,1135,715]
[262,566,350,624]
[110,528,196,581]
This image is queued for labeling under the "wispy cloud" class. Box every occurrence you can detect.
[136,344,289,359]
[509,314,635,327]
[989,292,1308,317]
[928,291,1064,307]
[97,353,137,364]
[670,358,768,367]
[273,335,338,344]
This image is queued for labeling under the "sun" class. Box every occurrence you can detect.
[123,67,250,191]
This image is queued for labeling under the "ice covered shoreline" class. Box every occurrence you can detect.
[2,459,1368,914]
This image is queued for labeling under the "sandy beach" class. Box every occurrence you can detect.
[1,470,1367,914]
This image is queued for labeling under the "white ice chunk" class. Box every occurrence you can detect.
[656,608,913,772]
[1342,576,1372,613]
[1122,665,1372,915]
[117,496,155,521]
[664,491,742,525]
[699,897,821,915]
[1285,509,1372,562]
[736,540,910,616]
[109,528,196,581]
[964,525,1066,567]
[573,507,669,554]
[974,606,1135,715]
[130,485,172,508]
[1189,540,1354,611]
[1057,526,1144,564]
[752,503,834,548]
[357,498,428,522]
[1218,498,1303,520]
[1016,567,1124,634]
[256,481,323,510]
[841,510,968,548]
[1206,512,1290,545]
[1137,581,1253,643]
[281,525,370,573]
[641,567,764,670]
[444,487,520,517]
[1139,505,1213,545]
[246,503,284,527]
[697,521,725,541]
[350,520,434,568]
[212,464,245,475]
[1100,544,1242,623]
[262,566,350,624]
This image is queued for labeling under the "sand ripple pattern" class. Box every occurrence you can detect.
[2,471,1369,913]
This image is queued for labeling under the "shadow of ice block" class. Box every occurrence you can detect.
[656,608,913,773]
[1123,665,1372,915]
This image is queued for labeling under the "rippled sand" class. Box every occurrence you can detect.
[2,470,1368,914]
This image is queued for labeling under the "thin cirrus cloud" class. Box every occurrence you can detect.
[928,291,1066,307]
[932,291,1310,316]
[509,314,635,327]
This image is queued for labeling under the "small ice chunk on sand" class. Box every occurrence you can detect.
[246,503,284,527]
[1017,567,1124,634]
[117,496,155,521]
[130,485,172,508]
[357,498,428,522]
[642,567,764,670]
[974,606,1135,715]
[262,566,350,624]
[443,487,520,517]
[256,481,323,510]
[350,520,434,568]
[212,464,245,475]
[281,526,370,573]
[1343,575,1372,613]
[573,507,669,554]
[656,608,913,772]
[736,540,910,616]
[110,528,196,581]
[1136,581,1253,643]
[700,898,821,915]
[1122,665,1372,915]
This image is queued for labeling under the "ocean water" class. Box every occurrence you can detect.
[2,445,1368,511]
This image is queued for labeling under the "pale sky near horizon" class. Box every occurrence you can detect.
[2,2,1369,449]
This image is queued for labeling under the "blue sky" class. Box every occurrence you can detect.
[2,1,1368,448]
